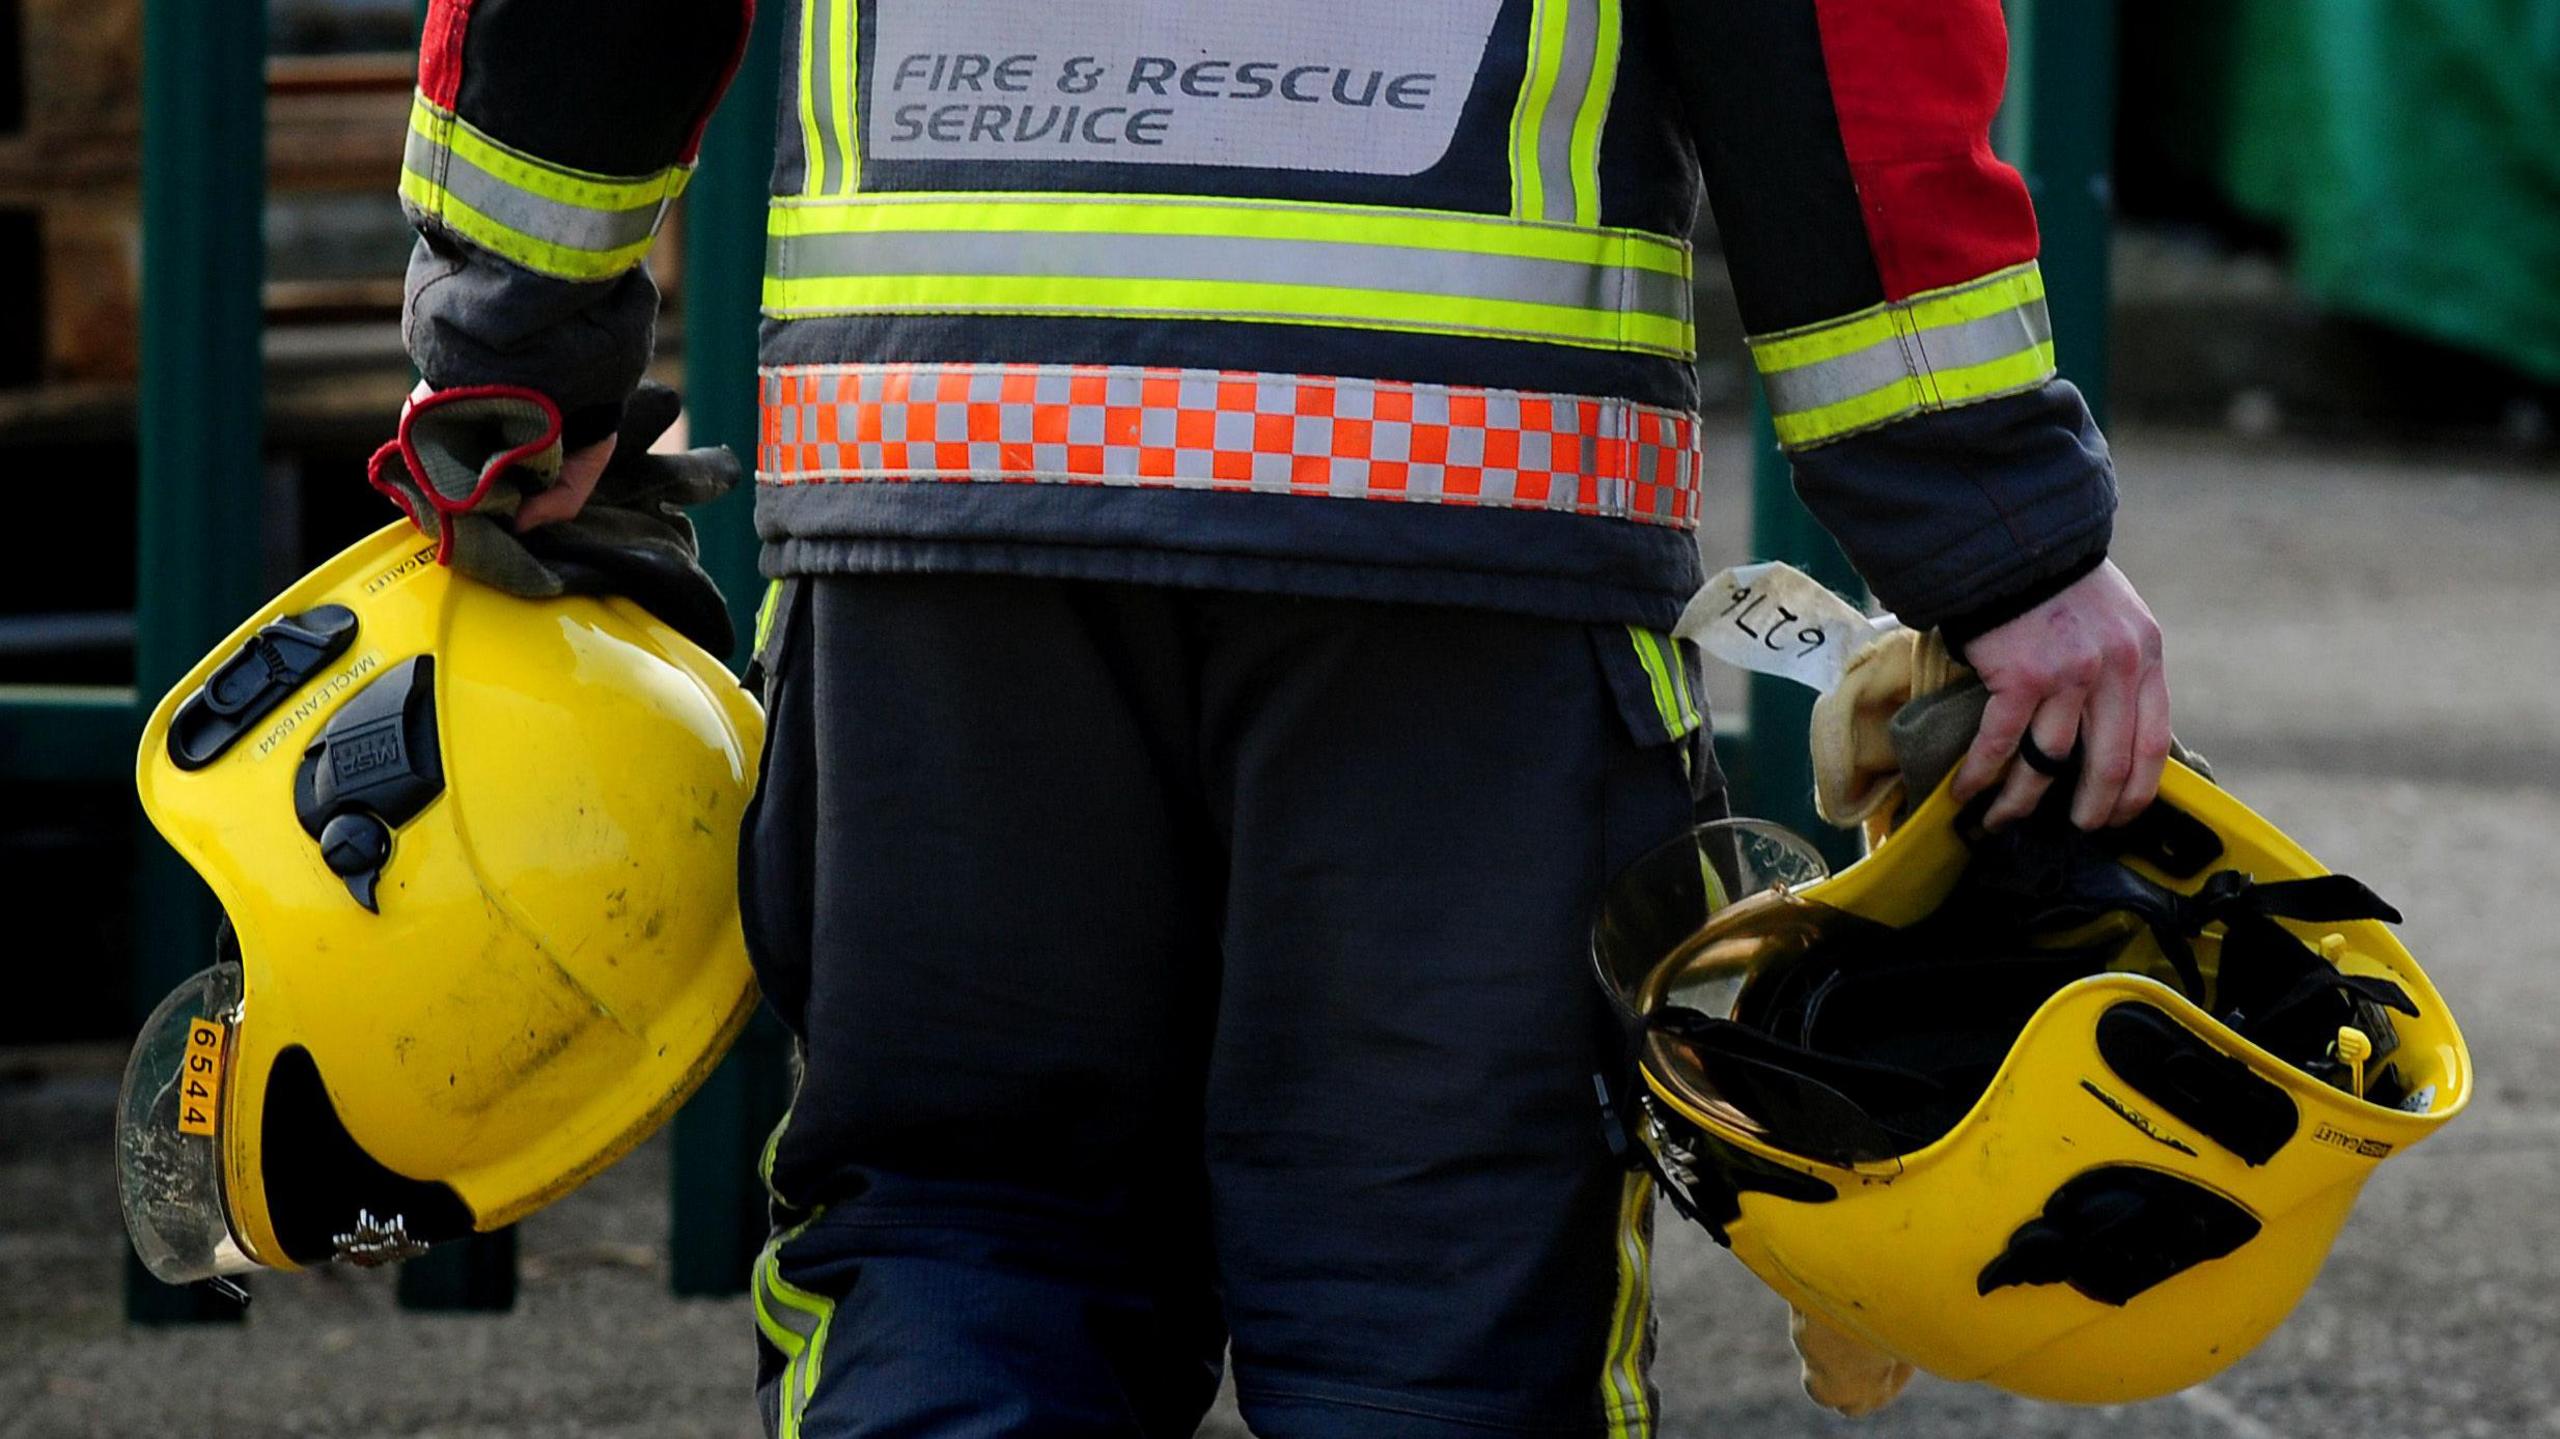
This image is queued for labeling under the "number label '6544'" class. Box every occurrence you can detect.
[177,1018,225,1137]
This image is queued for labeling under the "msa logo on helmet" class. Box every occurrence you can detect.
[2312,1123,2394,1159]
[328,722,411,786]
[293,656,446,912]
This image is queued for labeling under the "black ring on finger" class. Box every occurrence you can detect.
[2017,732,2081,778]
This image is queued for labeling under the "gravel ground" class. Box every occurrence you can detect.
[4,427,2555,1437]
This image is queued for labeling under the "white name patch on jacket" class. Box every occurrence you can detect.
[869,0,1502,172]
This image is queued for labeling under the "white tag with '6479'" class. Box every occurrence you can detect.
[1676,561,1891,696]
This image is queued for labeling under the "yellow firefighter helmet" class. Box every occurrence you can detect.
[119,521,762,1283]
[1594,762,2470,1404]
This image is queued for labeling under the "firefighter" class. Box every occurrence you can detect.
[383,1,2170,1431]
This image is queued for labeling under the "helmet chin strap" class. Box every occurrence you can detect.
[1939,805,2417,1063]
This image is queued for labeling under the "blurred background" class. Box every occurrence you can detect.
[2,2,2555,1436]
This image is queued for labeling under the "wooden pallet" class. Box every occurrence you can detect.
[0,2,413,389]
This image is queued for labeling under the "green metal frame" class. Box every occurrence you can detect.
[0,687,135,781]
[83,0,2112,1322]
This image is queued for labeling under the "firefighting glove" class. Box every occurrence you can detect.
[1809,626,1969,827]
[367,380,740,656]
[1888,680,2213,812]
[1789,1305,1915,1419]
[1812,629,2213,828]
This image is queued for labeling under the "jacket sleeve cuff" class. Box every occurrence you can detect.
[402,226,656,441]
[1936,548,2108,654]
[1785,378,2117,631]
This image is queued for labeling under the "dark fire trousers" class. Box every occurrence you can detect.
[739,574,1721,1438]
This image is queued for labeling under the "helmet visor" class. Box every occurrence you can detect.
[117,961,261,1284]
[1592,818,1830,1022]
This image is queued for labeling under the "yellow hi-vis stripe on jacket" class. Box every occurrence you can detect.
[1748,263,2057,449]
[1511,0,1624,227]
[764,194,1696,359]
[796,0,863,196]
[400,94,691,282]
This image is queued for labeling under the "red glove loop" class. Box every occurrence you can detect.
[364,437,422,529]
[365,385,565,566]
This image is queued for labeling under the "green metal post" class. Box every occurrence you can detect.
[669,1,791,1299]
[0,688,140,781]
[2000,0,2118,429]
[126,0,270,1326]
[1727,396,1864,872]
[682,4,783,651]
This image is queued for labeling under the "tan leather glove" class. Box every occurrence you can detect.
[1790,1305,1915,1418]
[1812,628,2216,837]
[1808,627,1969,828]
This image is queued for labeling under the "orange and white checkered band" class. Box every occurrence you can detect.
[757,364,1704,529]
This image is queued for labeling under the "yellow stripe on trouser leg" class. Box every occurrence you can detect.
[1626,628,1700,741]
[1665,635,1698,736]
[755,1216,835,1439]
[1599,1172,1657,1437]
[1627,628,1679,739]
[753,580,785,658]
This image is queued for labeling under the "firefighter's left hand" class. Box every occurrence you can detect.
[1951,559,2169,830]
[377,380,741,656]
[398,378,615,533]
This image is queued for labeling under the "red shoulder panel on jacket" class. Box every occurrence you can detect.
[1809,0,2040,300]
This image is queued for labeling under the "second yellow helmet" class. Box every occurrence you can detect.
[119,522,763,1284]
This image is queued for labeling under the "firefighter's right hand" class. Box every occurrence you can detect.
[1950,559,2170,832]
